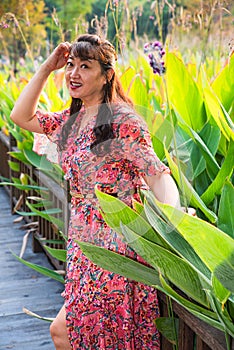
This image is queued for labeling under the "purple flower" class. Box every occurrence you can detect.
[0,22,9,29]
[144,40,166,75]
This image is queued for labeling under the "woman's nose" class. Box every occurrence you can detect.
[70,66,80,78]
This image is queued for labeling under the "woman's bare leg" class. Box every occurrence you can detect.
[50,304,71,350]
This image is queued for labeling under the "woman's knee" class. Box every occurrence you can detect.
[50,305,71,349]
[50,318,59,339]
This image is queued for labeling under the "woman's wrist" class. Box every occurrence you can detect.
[39,61,54,77]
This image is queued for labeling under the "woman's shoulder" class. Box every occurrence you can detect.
[112,103,146,126]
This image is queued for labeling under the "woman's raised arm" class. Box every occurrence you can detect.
[10,42,71,133]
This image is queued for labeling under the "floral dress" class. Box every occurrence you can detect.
[36,104,169,350]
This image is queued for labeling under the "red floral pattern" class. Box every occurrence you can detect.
[37,104,169,349]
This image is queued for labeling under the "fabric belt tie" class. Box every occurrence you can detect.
[70,188,136,199]
[70,191,96,199]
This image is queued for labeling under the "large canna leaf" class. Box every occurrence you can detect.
[77,240,161,286]
[164,147,217,223]
[190,123,220,180]
[143,193,211,283]
[212,275,230,305]
[127,74,149,109]
[23,149,54,172]
[217,181,234,238]
[0,88,15,110]
[201,142,234,205]
[120,224,209,306]
[154,317,179,345]
[154,200,234,293]
[151,115,174,160]
[206,290,234,338]
[158,275,223,331]
[95,188,166,247]
[45,74,64,111]
[166,53,206,131]
[173,113,220,180]
[212,54,234,115]
[120,66,136,92]
[204,88,234,141]
[8,151,31,165]
[70,241,222,332]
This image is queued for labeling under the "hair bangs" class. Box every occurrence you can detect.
[70,41,98,61]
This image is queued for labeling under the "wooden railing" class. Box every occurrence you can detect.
[0,131,233,350]
[0,131,68,270]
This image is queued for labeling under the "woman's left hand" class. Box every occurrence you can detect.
[181,207,197,216]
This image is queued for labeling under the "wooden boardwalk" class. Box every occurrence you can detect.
[0,187,64,350]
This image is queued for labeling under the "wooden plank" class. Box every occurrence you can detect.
[178,320,195,349]
[0,313,55,350]
[196,336,212,350]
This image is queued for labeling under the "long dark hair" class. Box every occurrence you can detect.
[60,34,133,155]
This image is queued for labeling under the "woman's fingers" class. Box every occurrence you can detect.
[181,207,197,216]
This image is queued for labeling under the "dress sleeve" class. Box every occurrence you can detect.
[114,114,170,177]
[35,109,70,144]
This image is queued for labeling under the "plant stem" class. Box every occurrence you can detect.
[167,296,178,350]
[224,331,231,350]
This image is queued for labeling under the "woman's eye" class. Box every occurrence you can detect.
[81,64,88,69]
[66,61,73,67]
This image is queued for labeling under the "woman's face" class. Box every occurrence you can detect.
[65,54,106,107]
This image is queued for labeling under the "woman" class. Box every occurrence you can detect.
[11,34,184,350]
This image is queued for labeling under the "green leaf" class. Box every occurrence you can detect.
[95,188,165,246]
[25,200,64,230]
[23,149,53,172]
[204,88,233,141]
[0,182,48,191]
[8,151,31,165]
[151,115,174,160]
[155,317,179,345]
[212,275,230,305]
[174,115,220,180]
[214,251,234,293]
[44,246,66,262]
[158,275,223,331]
[77,241,161,286]
[190,123,220,180]
[201,140,234,205]
[164,146,217,223]
[8,160,20,172]
[206,290,234,337]
[217,182,234,238]
[212,55,234,117]
[143,195,211,283]
[128,74,149,109]
[166,53,206,131]
[120,66,136,92]
[120,224,209,307]
[154,200,234,292]
[12,252,64,283]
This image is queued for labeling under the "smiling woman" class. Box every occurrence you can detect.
[10,34,184,350]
